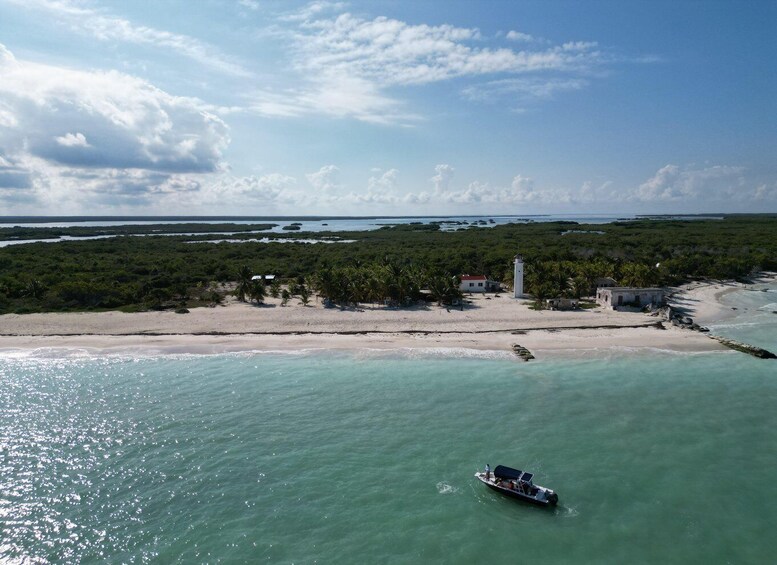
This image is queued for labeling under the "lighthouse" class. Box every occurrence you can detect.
[513,254,524,298]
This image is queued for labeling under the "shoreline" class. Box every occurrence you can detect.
[2,275,774,359]
[666,272,777,325]
[0,327,726,360]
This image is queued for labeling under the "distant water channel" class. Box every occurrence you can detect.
[2,289,775,562]
[1,214,631,231]
[0,214,729,247]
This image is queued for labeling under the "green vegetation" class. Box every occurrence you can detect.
[0,216,775,314]
[311,262,463,308]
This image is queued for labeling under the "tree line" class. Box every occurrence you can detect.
[232,262,464,308]
[0,216,775,313]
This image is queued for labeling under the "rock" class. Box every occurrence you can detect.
[511,344,535,361]
[710,335,777,359]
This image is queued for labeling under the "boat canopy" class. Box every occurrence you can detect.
[494,465,533,483]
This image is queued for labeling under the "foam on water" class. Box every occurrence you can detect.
[436,482,459,495]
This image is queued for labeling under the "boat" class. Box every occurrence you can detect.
[475,465,558,507]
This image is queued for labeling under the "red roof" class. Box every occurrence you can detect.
[460,275,487,281]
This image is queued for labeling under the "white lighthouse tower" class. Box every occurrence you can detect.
[513,254,524,298]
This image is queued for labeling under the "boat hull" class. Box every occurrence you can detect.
[475,473,557,507]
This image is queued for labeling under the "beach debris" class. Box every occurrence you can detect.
[709,336,777,359]
[512,344,535,361]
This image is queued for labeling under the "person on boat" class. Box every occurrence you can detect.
[485,464,491,480]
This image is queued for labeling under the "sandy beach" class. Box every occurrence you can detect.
[3,277,764,357]
[666,274,776,325]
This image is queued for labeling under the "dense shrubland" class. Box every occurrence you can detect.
[0,216,775,313]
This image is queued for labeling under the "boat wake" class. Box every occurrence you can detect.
[436,481,459,494]
[558,505,579,518]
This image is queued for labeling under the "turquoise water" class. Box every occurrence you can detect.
[2,346,776,563]
[709,283,777,352]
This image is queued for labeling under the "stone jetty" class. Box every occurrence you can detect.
[512,344,535,361]
[709,336,777,359]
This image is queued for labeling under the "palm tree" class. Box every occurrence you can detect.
[427,273,463,306]
[567,274,590,299]
[269,279,281,298]
[299,285,311,306]
[620,263,652,287]
[24,279,46,300]
[249,279,266,304]
[235,265,253,302]
[313,266,337,304]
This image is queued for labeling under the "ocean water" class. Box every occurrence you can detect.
[707,282,777,352]
[2,342,776,563]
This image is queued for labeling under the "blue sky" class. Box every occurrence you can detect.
[0,0,775,215]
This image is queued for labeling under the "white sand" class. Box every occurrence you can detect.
[666,272,777,325]
[0,290,731,358]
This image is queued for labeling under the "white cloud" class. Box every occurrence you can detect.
[0,153,33,189]
[250,74,419,125]
[754,182,777,201]
[437,175,549,205]
[280,1,346,22]
[55,132,90,147]
[636,164,745,201]
[206,173,297,203]
[250,5,608,124]
[0,43,229,174]
[306,165,341,193]
[0,43,233,211]
[577,180,615,202]
[9,0,249,77]
[506,30,534,42]
[431,164,454,192]
[238,0,261,10]
[294,13,601,86]
[462,77,587,104]
[368,168,398,192]
[407,167,552,207]
[510,174,539,202]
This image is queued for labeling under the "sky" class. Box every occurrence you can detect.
[0,0,775,216]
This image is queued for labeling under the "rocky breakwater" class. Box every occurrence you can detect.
[709,336,777,359]
[659,306,710,333]
[660,305,775,359]
[512,344,535,361]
